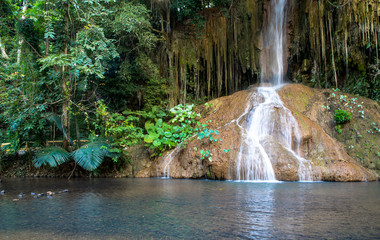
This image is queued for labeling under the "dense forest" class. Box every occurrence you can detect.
[0,0,379,174]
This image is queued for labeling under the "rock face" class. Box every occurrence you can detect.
[136,84,378,181]
[259,135,305,181]
[279,84,380,179]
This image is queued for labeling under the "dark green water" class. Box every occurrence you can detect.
[0,178,379,239]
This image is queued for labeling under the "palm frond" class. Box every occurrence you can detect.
[71,142,112,171]
[47,114,74,145]
[33,147,70,168]
[47,114,63,131]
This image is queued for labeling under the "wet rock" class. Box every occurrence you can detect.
[59,189,69,193]
[0,190,5,195]
[46,191,54,196]
[18,193,24,198]
[128,145,153,177]
[137,84,377,181]
[259,136,300,181]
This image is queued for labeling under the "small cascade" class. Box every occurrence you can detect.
[161,147,181,178]
[235,0,313,181]
[236,88,278,180]
[236,87,314,181]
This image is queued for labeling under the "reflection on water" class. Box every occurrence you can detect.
[0,178,379,239]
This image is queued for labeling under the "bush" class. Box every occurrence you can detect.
[334,109,352,124]
[143,104,200,155]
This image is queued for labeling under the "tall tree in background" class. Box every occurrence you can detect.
[0,0,157,150]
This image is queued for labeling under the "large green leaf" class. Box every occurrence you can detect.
[144,135,154,143]
[153,139,161,147]
[33,147,70,168]
[156,127,164,135]
[145,121,154,131]
[164,131,172,138]
[155,119,163,128]
[71,142,111,171]
[149,132,159,139]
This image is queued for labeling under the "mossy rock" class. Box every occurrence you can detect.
[376,160,380,170]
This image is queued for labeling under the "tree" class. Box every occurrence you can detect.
[0,0,157,150]
[1,0,162,173]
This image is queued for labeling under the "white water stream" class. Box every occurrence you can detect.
[161,146,181,178]
[235,0,313,181]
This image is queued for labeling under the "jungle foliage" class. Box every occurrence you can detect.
[0,0,161,171]
[0,0,378,173]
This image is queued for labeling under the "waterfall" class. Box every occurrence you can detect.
[235,0,313,181]
[161,146,181,178]
[261,0,287,85]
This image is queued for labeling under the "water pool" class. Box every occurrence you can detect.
[0,178,379,239]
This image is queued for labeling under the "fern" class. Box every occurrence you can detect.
[34,142,113,171]
[71,142,112,171]
[33,147,70,168]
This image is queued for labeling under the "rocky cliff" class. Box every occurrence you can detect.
[137,84,378,181]
[153,0,379,106]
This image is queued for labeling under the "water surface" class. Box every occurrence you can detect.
[0,178,379,239]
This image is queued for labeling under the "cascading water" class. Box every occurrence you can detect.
[235,0,313,181]
[161,146,181,178]
[260,0,287,86]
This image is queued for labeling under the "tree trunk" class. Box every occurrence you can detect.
[75,117,81,148]
[16,0,28,64]
[0,37,9,63]
[344,28,349,77]
[45,0,50,56]
[62,1,70,151]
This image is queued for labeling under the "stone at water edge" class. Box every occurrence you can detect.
[47,191,54,196]
[259,136,301,181]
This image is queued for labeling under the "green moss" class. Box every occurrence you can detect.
[206,169,211,178]
[376,160,380,170]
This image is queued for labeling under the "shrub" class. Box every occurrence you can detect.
[334,109,352,124]
[143,104,200,155]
